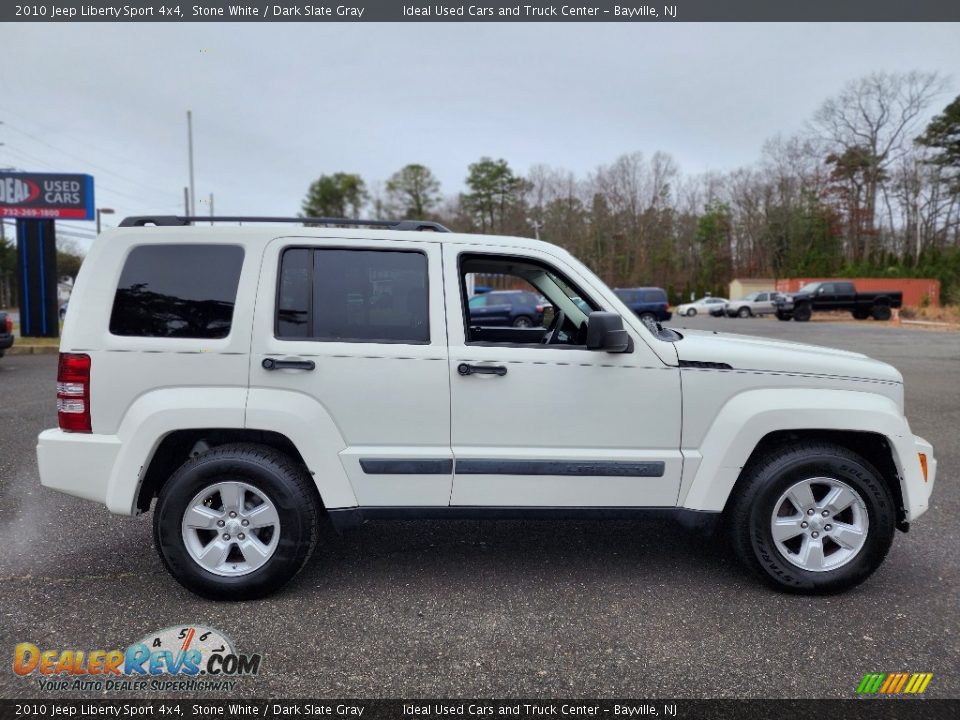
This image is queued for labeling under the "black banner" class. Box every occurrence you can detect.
[1,700,959,720]
[4,0,960,22]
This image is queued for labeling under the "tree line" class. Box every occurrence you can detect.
[302,71,960,304]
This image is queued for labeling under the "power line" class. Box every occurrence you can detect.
[0,119,181,203]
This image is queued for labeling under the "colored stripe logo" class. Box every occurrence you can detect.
[857,672,933,694]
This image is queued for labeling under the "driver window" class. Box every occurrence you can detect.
[460,253,600,347]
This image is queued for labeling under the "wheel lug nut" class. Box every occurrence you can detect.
[822,510,829,517]
[807,509,815,515]
[238,533,245,540]
[222,533,230,540]
[241,519,249,526]
[811,531,819,538]
[825,524,832,531]
[229,511,237,518]
[217,520,225,527]
[801,521,809,529]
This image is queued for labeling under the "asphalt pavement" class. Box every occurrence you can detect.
[1,316,957,699]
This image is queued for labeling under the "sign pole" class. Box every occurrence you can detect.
[0,171,96,338]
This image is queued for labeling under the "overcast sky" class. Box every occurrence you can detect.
[1,22,958,248]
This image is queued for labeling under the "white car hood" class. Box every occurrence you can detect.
[673,328,902,383]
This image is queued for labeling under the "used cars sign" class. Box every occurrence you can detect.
[0,172,94,220]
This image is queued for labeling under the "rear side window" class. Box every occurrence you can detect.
[642,289,666,303]
[277,248,429,344]
[109,244,244,339]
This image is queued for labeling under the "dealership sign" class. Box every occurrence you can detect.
[0,172,95,220]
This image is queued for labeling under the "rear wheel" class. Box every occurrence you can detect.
[871,304,892,321]
[512,315,533,328]
[737,306,751,318]
[852,309,870,320]
[686,308,697,317]
[726,442,895,594]
[793,304,812,322]
[154,443,320,600]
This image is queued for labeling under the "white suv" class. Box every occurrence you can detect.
[37,216,936,599]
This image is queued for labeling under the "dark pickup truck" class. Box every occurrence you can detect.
[0,312,14,357]
[774,281,902,322]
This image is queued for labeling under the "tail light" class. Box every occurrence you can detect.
[536,304,544,313]
[57,353,91,433]
[4,315,11,334]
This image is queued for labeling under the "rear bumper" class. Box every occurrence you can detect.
[0,334,14,351]
[37,428,122,510]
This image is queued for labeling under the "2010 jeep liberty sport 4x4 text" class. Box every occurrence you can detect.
[37,216,937,599]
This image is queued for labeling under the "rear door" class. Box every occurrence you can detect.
[248,236,452,507]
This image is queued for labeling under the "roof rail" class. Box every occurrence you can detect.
[118,216,450,232]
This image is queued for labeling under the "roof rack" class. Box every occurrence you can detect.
[118,216,450,232]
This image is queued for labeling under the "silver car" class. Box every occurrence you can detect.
[725,291,780,318]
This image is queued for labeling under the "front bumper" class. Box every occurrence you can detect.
[908,435,936,521]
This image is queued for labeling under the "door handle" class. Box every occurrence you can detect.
[262,358,316,371]
[458,363,507,377]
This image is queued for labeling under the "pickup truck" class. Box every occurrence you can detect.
[774,281,903,322]
[0,312,14,358]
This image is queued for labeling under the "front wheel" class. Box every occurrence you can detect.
[154,443,320,600]
[776,311,792,321]
[793,304,812,322]
[872,304,892,321]
[686,308,697,317]
[726,442,895,594]
[737,306,751,318]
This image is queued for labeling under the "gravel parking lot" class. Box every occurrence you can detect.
[1,317,957,699]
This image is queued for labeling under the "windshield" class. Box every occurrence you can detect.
[798,282,821,294]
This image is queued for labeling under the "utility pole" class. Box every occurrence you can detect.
[187,110,196,216]
[183,187,190,217]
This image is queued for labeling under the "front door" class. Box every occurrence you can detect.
[249,236,452,507]
[444,244,683,508]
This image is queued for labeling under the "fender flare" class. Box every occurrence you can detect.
[678,388,924,517]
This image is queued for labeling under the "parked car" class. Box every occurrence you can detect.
[725,292,780,318]
[468,290,545,327]
[0,312,14,358]
[613,287,672,324]
[678,296,728,317]
[37,214,936,599]
[774,281,903,322]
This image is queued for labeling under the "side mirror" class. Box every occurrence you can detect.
[586,312,631,353]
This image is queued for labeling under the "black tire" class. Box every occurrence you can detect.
[639,312,657,325]
[793,304,812,322]
[737,306,751,318]
[852,310,870,320]
[726,441,896,594]
[776,311,791,322]
[686,308,697,317]
[512,315,533,328]
[154,443,320,600]
[871,304,892,321]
